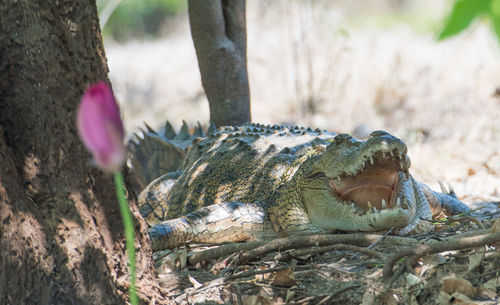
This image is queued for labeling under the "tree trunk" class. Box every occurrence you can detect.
[188,0,251,127]
[0,1,166,304]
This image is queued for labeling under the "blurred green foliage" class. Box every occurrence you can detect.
[98,0,186,41]
[439,0,500,43]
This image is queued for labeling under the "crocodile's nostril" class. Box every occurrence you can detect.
[334,133,352,143]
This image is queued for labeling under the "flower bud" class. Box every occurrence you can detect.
[77,82,125,173]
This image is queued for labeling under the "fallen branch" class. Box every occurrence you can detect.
[238,233,416,263]
[383,231,500,280]
[273,244,385,261]
[188,241,265,265]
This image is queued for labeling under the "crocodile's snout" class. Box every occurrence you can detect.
[365,130,408,157]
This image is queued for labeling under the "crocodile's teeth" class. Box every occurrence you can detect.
[370,207,377,213]
[367,201,372,209]
[350,202,358,214]
[381,199,387,209]
[396,198,401,208]
[390,151,394,157]
[382,152,386,158]
[369,156,374,165]
[402,198,409,209]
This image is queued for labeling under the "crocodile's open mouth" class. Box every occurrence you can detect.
[329,151,409,212]
[330,169,400,211]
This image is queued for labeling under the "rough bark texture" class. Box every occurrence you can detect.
[188,0,251,127]
[0,1,167,304]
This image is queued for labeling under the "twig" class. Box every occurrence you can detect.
[227,265,291,280]
[464,269,500,281]
[433,214,485,230]
[174,264,319,302]
[322,284,360,302]
[383,232,500,280]
[289,284,361,304]
[228,263,341,280]
[367,227,394,249]
[174,277,225,303]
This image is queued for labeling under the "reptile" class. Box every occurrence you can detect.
[130,122,470,251]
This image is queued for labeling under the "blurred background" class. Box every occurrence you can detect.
[99,0,500,204]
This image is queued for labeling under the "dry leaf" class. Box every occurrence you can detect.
[255,265,272,281]
[241,295,273,305]
[442,277,478,298]
[156,252,179,273]
[285,288,296,303]
[476,287,498,299]
[179,249,188,269]
[188,275,202,289]
[491,218,500,233]
[361,287,376,305]
[467,246,485,272]
[482,277,500,290]
[449,292,476,304]
[379,290,400,305]
[271,268,297,288]
[406,273,422,289]
[467,168,476,176]
[490,218,500,247]
[420,253,446,276]
[437,291,451,305]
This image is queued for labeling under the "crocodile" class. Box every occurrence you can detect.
[131,123,470,251]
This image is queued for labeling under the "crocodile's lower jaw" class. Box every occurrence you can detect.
[305,187,412,232]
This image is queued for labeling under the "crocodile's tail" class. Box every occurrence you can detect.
[418,182,471,216]
[128,120,209,191]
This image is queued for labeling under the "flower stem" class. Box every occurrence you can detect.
[113,172,138,305]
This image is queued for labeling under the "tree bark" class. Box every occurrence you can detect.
[188,0,251,127]
[0,1,167,304]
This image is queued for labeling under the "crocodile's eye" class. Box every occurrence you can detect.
[369,130,390,138]
[308,172,325,179]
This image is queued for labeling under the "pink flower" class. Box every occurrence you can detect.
[77,82,125,173]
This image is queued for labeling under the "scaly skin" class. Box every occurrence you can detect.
[135,123,470,251]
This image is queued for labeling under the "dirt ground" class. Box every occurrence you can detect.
[104,1,499,303]
[149,226,499,304]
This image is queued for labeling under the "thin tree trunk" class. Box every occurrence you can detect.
[0,0,166,304]
[188,0,251,127]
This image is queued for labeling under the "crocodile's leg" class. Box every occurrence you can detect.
[269,187,325,237]
[138,171,182,226]
[148,201,277,251]
[418,182,471,216]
